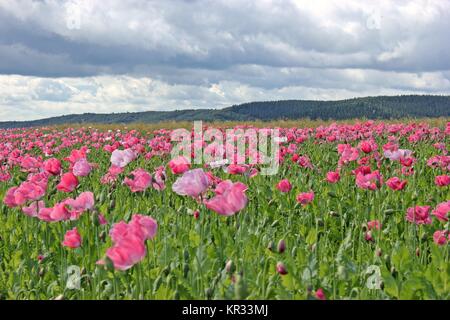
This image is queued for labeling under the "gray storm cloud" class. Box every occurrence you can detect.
[0,0,449,121]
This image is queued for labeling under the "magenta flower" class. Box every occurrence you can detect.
[98,214,158,271]
[204,180,248,216]
[435,175,450,187]
[22,201,46,218]
[124,168,152,192]
[386,177,407,191]
[168,156,190,174]
[43,158,62,176]
[355,170,382,190]
[315,288,326,300]
[65,191,95,213]
[57,172,79,193]
[326,171,340,183]
[172,168,210,197]
[72,158,93,177]
[296,191,314,205]
[433,230,449,246]
[276,179,292,193]
[432,201,449,222]
[62,227,82,248]
[384,149,412,161]
[406,206,432,225]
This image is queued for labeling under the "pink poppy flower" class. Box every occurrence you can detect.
[359,140,376,154]
[152,166,166,191]
[168,156,190,174]
[227,164,248,175]
[110,148,136,168]
[100,165,124,184]
[432,201,449,222]
[22,200,46,217]
[72,158,92,177]
[129,214,158,241]
[65,191,95,212]
[43,158,62,176]
[386,177,407,191]
[104,235,146,271]
[109,221,130,243]
[326,171,340,183]
[384,149,412,161]
[124,168,152,192]
[315,288,326,300]
[172,168,210,197]
[3,187,20,207]
[367,220,381,230]
[99,214,158,270]
[65,147,88,168]
[433,230,449,246]
[276,179,292,193]
[204,180,248,216]
[356,170,382,190]
[296,191,315,205]
[406,206,432,225]
[338,144,359,163]
[37,207,54,222]
[57,172,79,193]
[435,175,450,187]
[50,202,71,221]
[247,167,259,178]
[62,227,82,248]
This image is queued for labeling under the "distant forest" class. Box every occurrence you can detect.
[1,95,449,128]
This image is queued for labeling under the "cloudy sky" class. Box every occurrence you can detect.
[1,0,450,121]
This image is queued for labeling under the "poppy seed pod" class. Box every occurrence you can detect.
[225,260,235,274]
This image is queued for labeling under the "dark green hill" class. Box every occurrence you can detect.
[1,95,449,128]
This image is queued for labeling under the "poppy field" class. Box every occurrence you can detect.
[0,120,449,300]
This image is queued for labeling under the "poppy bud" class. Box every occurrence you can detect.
[276,262,288,275]
[376,248,382,257]
[225,260,235,274]
[99,231,106,242]
[193,210,200,219]
[277,239,286,254]
[267,241,275,252]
